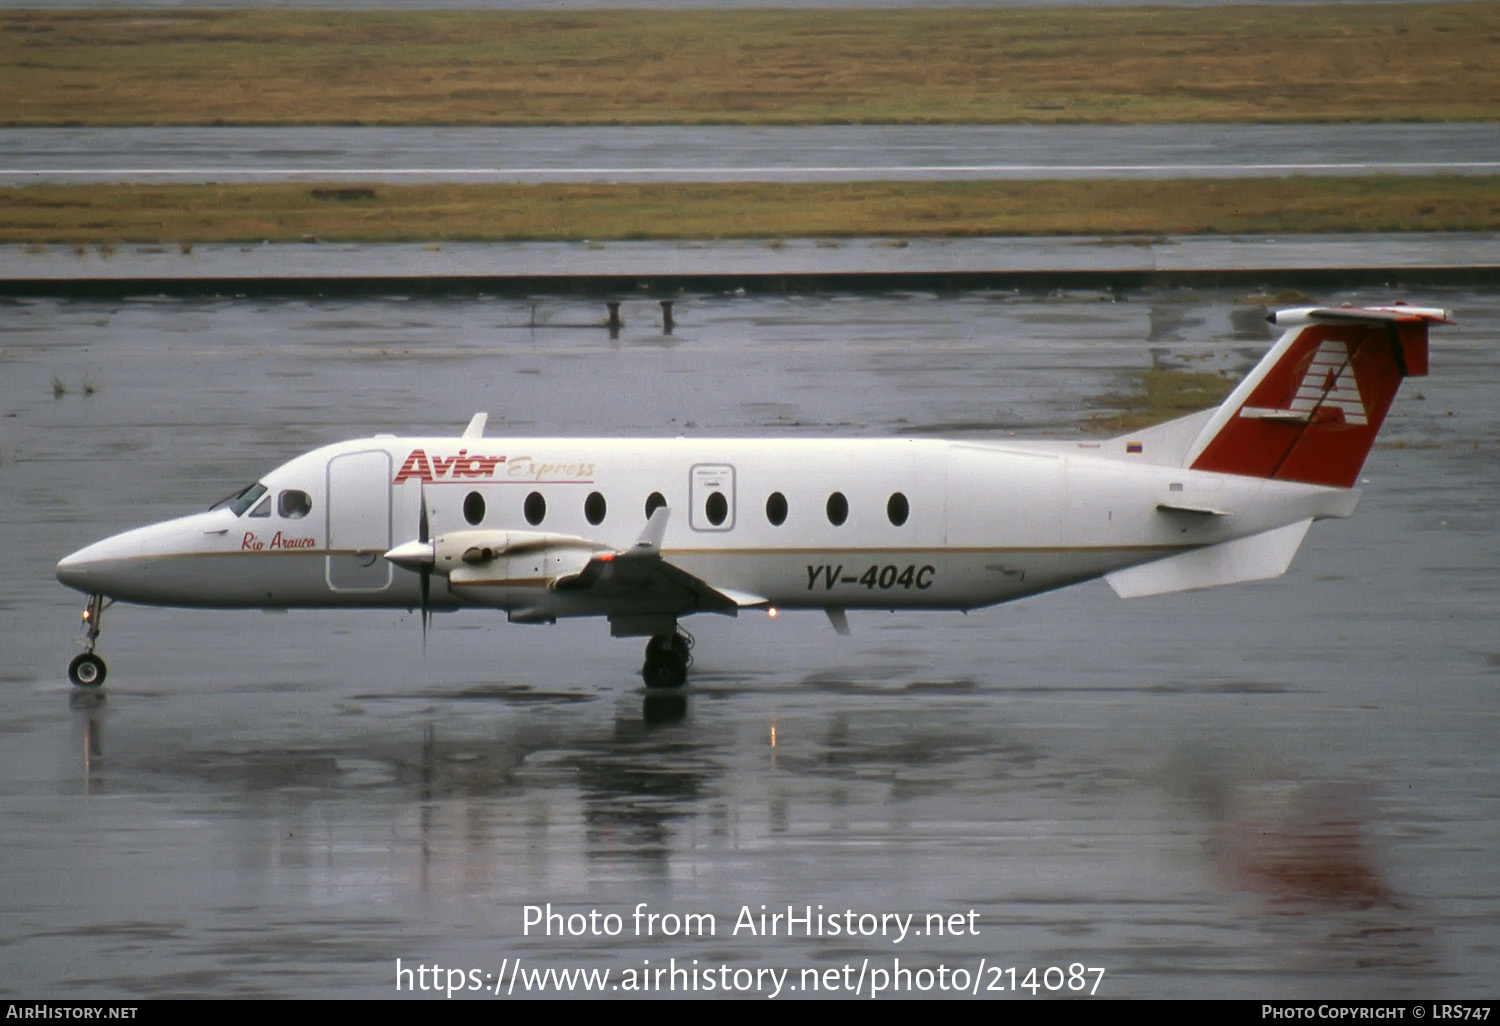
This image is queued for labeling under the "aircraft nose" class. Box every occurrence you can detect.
[55,527,152,597]
[57,511,235,603]
[56,543,105,593]
[57,548,89,590]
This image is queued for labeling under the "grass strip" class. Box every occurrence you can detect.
[1090,370,1241,433]
[4,4,1499,126]
[3,178,1498,245]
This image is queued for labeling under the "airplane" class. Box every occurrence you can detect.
[55,302,1450,691]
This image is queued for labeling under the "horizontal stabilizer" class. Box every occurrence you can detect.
[1104,518,1313,599]
[1268,305,1453,328]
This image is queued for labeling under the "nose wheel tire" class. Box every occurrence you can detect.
[68,653,107,689]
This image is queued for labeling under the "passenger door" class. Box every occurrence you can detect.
[326,450,393,591]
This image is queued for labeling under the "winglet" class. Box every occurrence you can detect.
[462,412,488,439]
[629,505,670,558]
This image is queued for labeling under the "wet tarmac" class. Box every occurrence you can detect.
[2,285,1497,998]
[6,234,1498,294]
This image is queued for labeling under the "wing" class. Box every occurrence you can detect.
[553,506,767,618]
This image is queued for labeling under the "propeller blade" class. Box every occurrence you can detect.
[420,565,431,651]
[419,481,430,543]
[419,481,430,652]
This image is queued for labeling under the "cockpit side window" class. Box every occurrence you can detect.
[278,489,312,519]
[248,494,272,518]
[212,482,268,517]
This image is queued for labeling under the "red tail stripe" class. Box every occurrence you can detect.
[1190,321,1429,489]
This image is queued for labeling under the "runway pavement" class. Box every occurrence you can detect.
[4,124,1497,185]
[6,123,1495,293]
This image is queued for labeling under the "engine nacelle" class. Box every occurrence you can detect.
[385,529,608,580]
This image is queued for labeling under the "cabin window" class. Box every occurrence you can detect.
[248,494,271,518]
[524,491,546,526]
[463,491,486,526]
[585,491,607,526]
[278,489,312,519]
[765,491,788,526]
[887,492,910,527]
[705,491,729,527]
[645,492,666,519]
[826,491,848,527]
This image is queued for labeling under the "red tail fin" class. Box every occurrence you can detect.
[1187,305,1449,489]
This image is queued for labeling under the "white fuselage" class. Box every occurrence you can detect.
[56,434,1354,621]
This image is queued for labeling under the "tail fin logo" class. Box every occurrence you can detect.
[1240,340,1367,425]
[1187,304,1446,488]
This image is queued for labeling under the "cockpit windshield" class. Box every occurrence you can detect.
[211,482,268,517]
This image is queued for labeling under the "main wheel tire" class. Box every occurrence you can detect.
[645,634,672,663]
[641,650,688,690]
[68,653,106,689]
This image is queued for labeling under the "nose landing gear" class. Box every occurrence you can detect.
[67,594,109,688]
[641,628,693,690]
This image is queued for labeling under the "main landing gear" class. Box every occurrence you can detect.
[67,594,109,689]
[641,628,693,690]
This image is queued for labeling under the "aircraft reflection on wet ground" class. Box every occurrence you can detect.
[3,287,1496,997]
